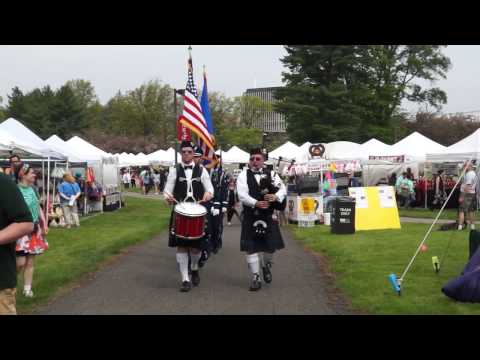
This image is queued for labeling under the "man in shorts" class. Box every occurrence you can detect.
[458,162,478,230]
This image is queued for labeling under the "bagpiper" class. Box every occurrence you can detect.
[236,147,287,291]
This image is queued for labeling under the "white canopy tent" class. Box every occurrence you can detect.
[0,118,66,160]
[222,146,250,164]
[65,136,120,202]
[269,141,301,161]
[66,136,112,162]
[426,128,480,163]
[163,147,182,165]
[147,149,167,163]
[45,135,85,163]
[0,128,46,158]
[324,141,362,160]
[135,152,151,166]
[359,138,393,160]
[381,132,446,162]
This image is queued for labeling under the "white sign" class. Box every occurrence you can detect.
[349,187,368,209]
[378,186,396,208]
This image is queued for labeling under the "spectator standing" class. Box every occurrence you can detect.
[0,172,34,315]
[58,174,81,229]
[15,164,49,298]
[458,162,478,230]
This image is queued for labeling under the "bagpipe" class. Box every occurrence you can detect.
[258,170,287,212]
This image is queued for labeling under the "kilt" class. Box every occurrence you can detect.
[240,209,284,254]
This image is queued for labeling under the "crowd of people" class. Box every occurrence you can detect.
[0,154,95,314]
[122,167,168,195]
[387,163,478,230]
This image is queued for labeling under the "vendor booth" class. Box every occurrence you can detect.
[426,128,480,209]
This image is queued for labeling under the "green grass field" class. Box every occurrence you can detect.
[16,196,170,314]
[291,223,480,314]
[398,208,467,220]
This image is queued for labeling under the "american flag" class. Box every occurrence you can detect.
[178,53,215,154]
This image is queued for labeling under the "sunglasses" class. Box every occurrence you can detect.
[182,150,193,154]
[250,156,263,161]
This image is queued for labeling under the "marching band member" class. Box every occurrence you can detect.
[236,148,287,291]
[192,145,211,268]
[163,141,214,292]
[208,157,229,254]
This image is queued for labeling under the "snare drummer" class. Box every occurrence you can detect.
[164,141,214,292]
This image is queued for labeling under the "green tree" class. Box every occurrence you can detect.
[66,79,103,130]
[50,85,88,139]
[102,80,174,149]
[276,45,451,144]
[65,79,99,108]
[0,96,6,120]
[221,127,263,151]
[5,86,58,138]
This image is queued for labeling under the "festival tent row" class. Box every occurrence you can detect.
[0,118,66,160]
[426,128,480,163]
[269,132,446,164]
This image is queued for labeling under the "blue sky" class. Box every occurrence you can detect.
[0,45,476,115]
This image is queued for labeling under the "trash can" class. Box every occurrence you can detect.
[331,196,355,234]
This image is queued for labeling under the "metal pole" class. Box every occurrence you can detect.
[42,159,45,203]
[174,88,178,167]
[424,172,428,209]
[46,157,51,221]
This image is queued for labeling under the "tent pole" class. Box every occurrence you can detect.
[42,159,45,204]
[52,161,57,213]
[46,157,51,221]
[424,171,427,209]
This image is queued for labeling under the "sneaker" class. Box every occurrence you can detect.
[249,274,262,291]
[471,224,476,230]
[458,224,463,231]
[262,262,272,283]
[180,281,192,292]
[191,270,200,287]
[227,222,232,226]
[23,289,34,298]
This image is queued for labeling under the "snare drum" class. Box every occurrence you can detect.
[174,202,207,240]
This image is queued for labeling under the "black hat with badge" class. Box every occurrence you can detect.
[180,141,194,150]
[193,145,203,157]
[249,147,268,160]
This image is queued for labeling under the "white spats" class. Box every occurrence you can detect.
[176,253,190,282]
[261,252,273,267]
[190,252,202,271]
[246,253,260,275]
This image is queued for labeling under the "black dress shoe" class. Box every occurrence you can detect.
[180,281,192,292]
[249,274,262,291]
[198,250,210,268]
[191,270,200,287]
[262,263,272,283]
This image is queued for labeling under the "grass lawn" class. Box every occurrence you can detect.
[16,195,170,314]
[291,223,480,314]
[398,207,479,221]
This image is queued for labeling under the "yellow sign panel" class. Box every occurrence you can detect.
[348,186,401,231]
[299,197,316,215]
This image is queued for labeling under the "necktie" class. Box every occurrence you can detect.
[184,166,193,170]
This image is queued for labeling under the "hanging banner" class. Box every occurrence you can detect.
[369,155,405,163]
[177,117,191,141]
